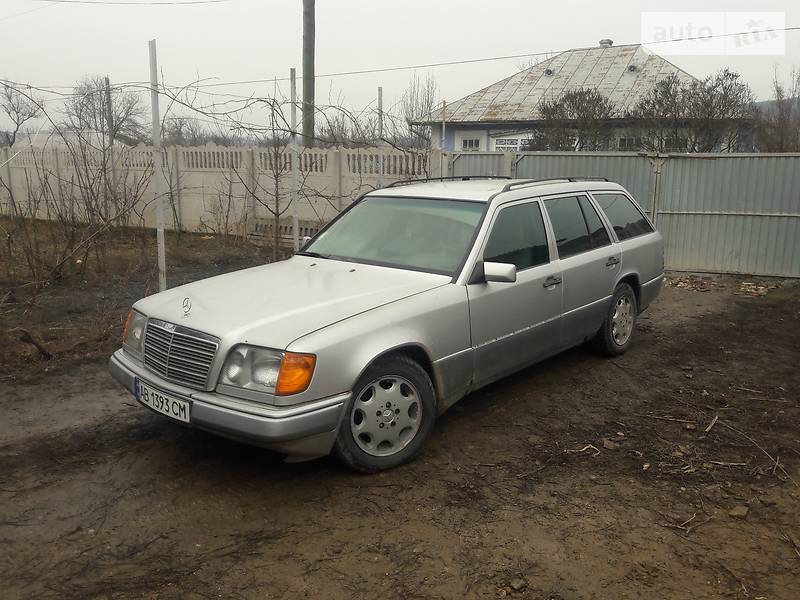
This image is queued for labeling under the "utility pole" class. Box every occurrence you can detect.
[149,39,167,292]
[377,86,384,185]
[290,68,300,251]
[302,0,315,146]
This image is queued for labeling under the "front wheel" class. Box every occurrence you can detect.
[591,282,638,356]
[334,355,436,473]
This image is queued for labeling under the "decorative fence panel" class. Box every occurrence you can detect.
[0,144,439,238]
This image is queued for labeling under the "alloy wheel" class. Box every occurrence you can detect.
[350,376,422,457]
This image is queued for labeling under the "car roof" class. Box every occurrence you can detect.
[370,178,627,202]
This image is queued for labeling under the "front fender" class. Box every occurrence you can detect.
[286,284,471,409]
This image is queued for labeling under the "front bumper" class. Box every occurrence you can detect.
[109,349,348,460]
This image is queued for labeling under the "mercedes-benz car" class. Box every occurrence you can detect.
[110,177,664,472]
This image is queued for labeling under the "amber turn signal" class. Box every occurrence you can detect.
[122,310,134,343]
[275,352,316,395]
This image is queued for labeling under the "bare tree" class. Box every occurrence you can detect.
[162,116,209,146]
[628,69,754,152]
[1,82,43,146]
[62,77,146,147]
[755,68,800,152]
[0,81,154,294]
[626,74,688,152]
[397,73,438,149]
[687,69,755,152]
[524,88,616,150]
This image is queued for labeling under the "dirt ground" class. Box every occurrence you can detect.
[1,271,799,599]
[0,225,274,382]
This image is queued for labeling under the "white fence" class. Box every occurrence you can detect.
[0,143,440,236]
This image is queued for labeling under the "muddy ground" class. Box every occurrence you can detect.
[1,276,799,599]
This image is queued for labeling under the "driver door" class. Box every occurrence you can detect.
[467,199,563,388]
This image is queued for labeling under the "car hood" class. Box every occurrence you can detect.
[134,256,450,349]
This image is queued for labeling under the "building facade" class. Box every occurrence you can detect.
[419,39,699,152]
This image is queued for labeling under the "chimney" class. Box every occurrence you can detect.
[599,38,614,48]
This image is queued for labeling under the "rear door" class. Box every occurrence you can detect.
[590,191,662,284]
[542,194,620,347]
[467,199,563,387]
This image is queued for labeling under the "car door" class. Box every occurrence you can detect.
[542,194,619,347]
[467,199,563,388]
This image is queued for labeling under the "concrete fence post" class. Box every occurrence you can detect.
[334,148,343,212]
[1,147,11,213]
[172,146,182,228]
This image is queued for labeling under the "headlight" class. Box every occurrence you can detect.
[123,309,147,356]
[219,346,316,396]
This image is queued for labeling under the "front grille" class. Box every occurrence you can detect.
[143,319,219,389]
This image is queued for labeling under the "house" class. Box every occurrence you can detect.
[416,39,699,152]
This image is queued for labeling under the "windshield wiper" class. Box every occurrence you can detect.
[296,251,331,259]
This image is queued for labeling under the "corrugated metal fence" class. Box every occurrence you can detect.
[449,151,800,277]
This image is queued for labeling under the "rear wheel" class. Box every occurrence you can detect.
[591,282,637,356]
[334,355,436,473]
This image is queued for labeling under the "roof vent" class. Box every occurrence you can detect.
[544,68,554,76]
[627,64,638,72]
[599,38,614,48]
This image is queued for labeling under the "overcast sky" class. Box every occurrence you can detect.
[1,0,799,125]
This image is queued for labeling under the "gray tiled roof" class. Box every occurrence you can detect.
[419,44,698,124]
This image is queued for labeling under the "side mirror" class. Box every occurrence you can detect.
[302,235,312,245]
[470,261,517,284]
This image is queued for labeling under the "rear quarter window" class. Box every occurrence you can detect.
[594,193,653,241]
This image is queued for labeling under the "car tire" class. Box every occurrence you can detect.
[334,355,436,473]
[591,282,638,356]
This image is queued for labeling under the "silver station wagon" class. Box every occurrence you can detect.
[110,177,664,472]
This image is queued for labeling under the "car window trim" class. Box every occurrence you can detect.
[588,190,655,242]
[478,197,552,274]
[576,194,613,250]
[541,192,601,260]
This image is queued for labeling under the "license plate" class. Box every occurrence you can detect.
[136,379,190,423]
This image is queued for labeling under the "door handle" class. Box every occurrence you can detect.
[543,275,562,288]
[605,256,620,267]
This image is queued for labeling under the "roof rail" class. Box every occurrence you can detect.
[386,175,511,188]
[500,176,609,193]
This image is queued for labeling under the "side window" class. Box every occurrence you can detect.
[578,196,611,248]
[483,202,549,270]
[544,196,593,258]
[462,138,480,151]
[594,193,654,241]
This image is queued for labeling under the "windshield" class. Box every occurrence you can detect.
[304,196,485,275]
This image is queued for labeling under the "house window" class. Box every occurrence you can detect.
[462,138,480,152]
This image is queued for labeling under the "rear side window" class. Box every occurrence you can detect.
[544,196,593,258]
[484,202,549,270]
[594,193,653,240]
